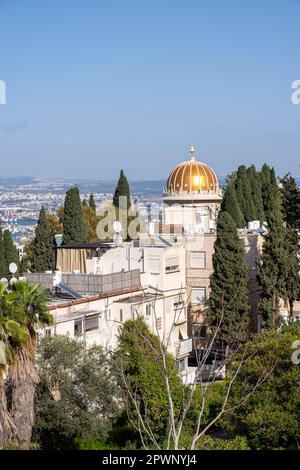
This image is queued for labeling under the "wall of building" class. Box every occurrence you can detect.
[42,285,190,375]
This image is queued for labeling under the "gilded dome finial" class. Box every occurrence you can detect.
[189,146,195,161]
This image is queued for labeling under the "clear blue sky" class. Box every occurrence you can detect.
[0,0,300,179]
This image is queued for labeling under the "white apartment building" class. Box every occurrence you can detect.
[28,240,194,382]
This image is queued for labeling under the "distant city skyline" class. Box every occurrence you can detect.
[1,0,300,179]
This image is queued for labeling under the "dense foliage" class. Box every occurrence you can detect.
[221,164,276,227]
[213,324,300,449]
[33,335,119,450]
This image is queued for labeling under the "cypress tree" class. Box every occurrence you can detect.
[113,169,131,209]
[3,229,19,273]
[260,164,277,223]
[62,187,87,245]
[282,228,300,318]
[221,181,245,228]
[280,174,300,230]
[31,207,54,273]
[82,198,87,207]
[270,167,277,190]
[0,226,6,277]
[235,165,256,223]
[257,193,287,328]
[89,193,96,212]
[209,211,250,347]
[247,165,265,223]
[278,174,300,316]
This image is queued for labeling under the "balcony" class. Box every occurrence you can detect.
[177,338,193,356]
[24,269,141,297]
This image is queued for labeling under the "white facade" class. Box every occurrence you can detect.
[43,242,192,378]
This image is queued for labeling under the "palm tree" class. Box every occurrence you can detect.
[8,281,51,443]
[0,283,28,446]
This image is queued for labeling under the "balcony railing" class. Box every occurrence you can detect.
[23,269,141,297]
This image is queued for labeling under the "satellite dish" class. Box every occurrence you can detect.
[9,263,18,274]
[113,220,122,233]
[0,278,8,287]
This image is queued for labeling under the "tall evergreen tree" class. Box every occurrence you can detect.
[260,164,277,223]
[209,211,250,347]
[221,181,245,228]
[88,193,96,212]
[235,166,256,223]
[62,187,87,245]
[0,226,6,277]
[282,228,300,318]
[3,229,19,273]
[280,174,300,230]
[246,165,265,223]
[113,170,131,209]
[31,207,54,273]
[257,193,287,328]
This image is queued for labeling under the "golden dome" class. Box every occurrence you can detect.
[166,147,219,194]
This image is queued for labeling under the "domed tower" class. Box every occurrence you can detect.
[163,147,222,233]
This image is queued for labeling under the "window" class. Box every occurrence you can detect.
[191,288,206,304]
[176,358,186,373]
[45,329,52,337]
[193,323,207,338]
[146,304,151,316]
[84,315,99,332]
[74,318,83,336]
[120,309,123,322]
[190,251,206,269]
[165,257,180,273]
[148,257,160,274]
